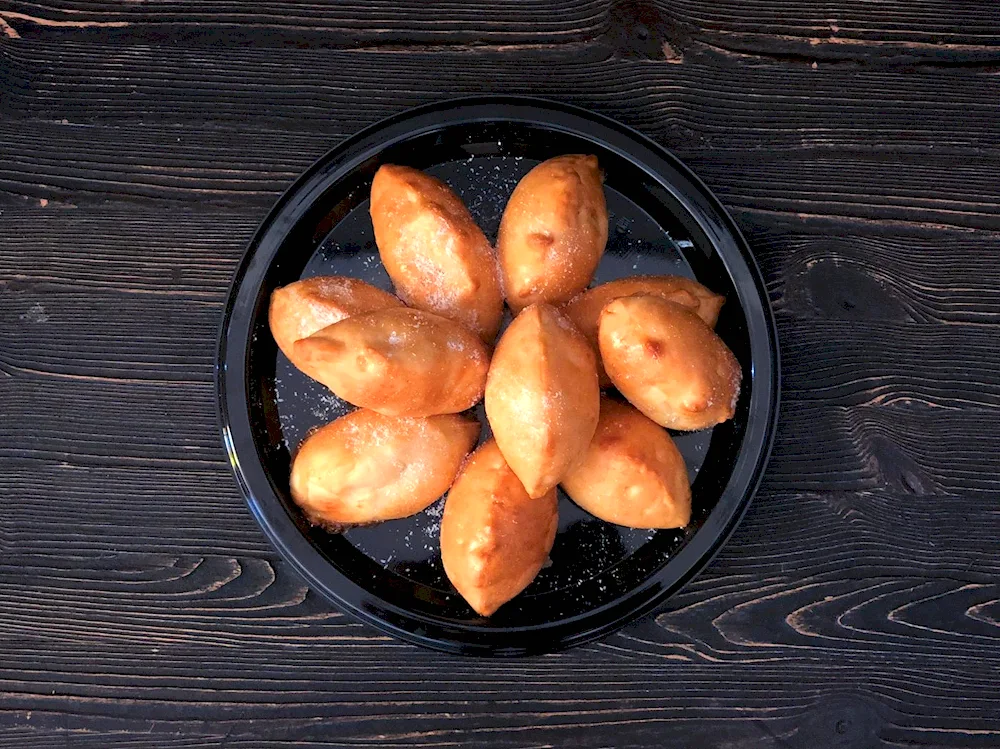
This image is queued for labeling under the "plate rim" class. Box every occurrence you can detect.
[217,95,781,655]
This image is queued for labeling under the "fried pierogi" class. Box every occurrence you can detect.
[484,303,599,498]
[293,307,489,417]
[563,275,724,386]
[561,398,692,529]
[370,164,503,342]
[269,276,402,373]
[440,440,558,617]
[290,409,479,528]
[497,154,608,312]
[598,295,741,431]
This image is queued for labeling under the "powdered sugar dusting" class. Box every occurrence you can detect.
[439,156,526,242]
[422,497,445,542]
[311,391,350,422]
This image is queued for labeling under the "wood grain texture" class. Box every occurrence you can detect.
[2,1,1000,746]
[656,0,1000,68]
[0,0,608,47]
[3,40,999,230]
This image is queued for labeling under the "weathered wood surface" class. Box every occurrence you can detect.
[1,1,999,746]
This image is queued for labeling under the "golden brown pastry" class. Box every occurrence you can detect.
[269,276,402,373]
[484,303,599,498]
[563,275,724,386]
[497,154,608,312]
[370,164,503,343]
[440,439,558,616]
[561,398,692,529]
[290,409,479,529]
[293,307,489,417]
[598,295,741,431]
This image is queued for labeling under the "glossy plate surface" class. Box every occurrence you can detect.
[218,96,779,655]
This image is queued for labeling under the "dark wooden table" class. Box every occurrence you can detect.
[3,2,999,746]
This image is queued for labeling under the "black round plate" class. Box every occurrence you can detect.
[218,96,779,656]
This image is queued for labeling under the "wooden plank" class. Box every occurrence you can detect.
[3,0,1000,69]
[0,0,608,47]
[0,121,313,208]
[3,43,999,228]
[658,0,1000,67]
[717,487,1000,580]
[748,217,1000,326]
[5,41,998,144]
[2,116,999,231]
[0,461,268,555]
[0,204,251,296]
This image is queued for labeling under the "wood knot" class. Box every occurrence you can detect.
[794,693,889,749]
[605,0,685,62]
[868,435,936,495]
[795,255,911,322]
